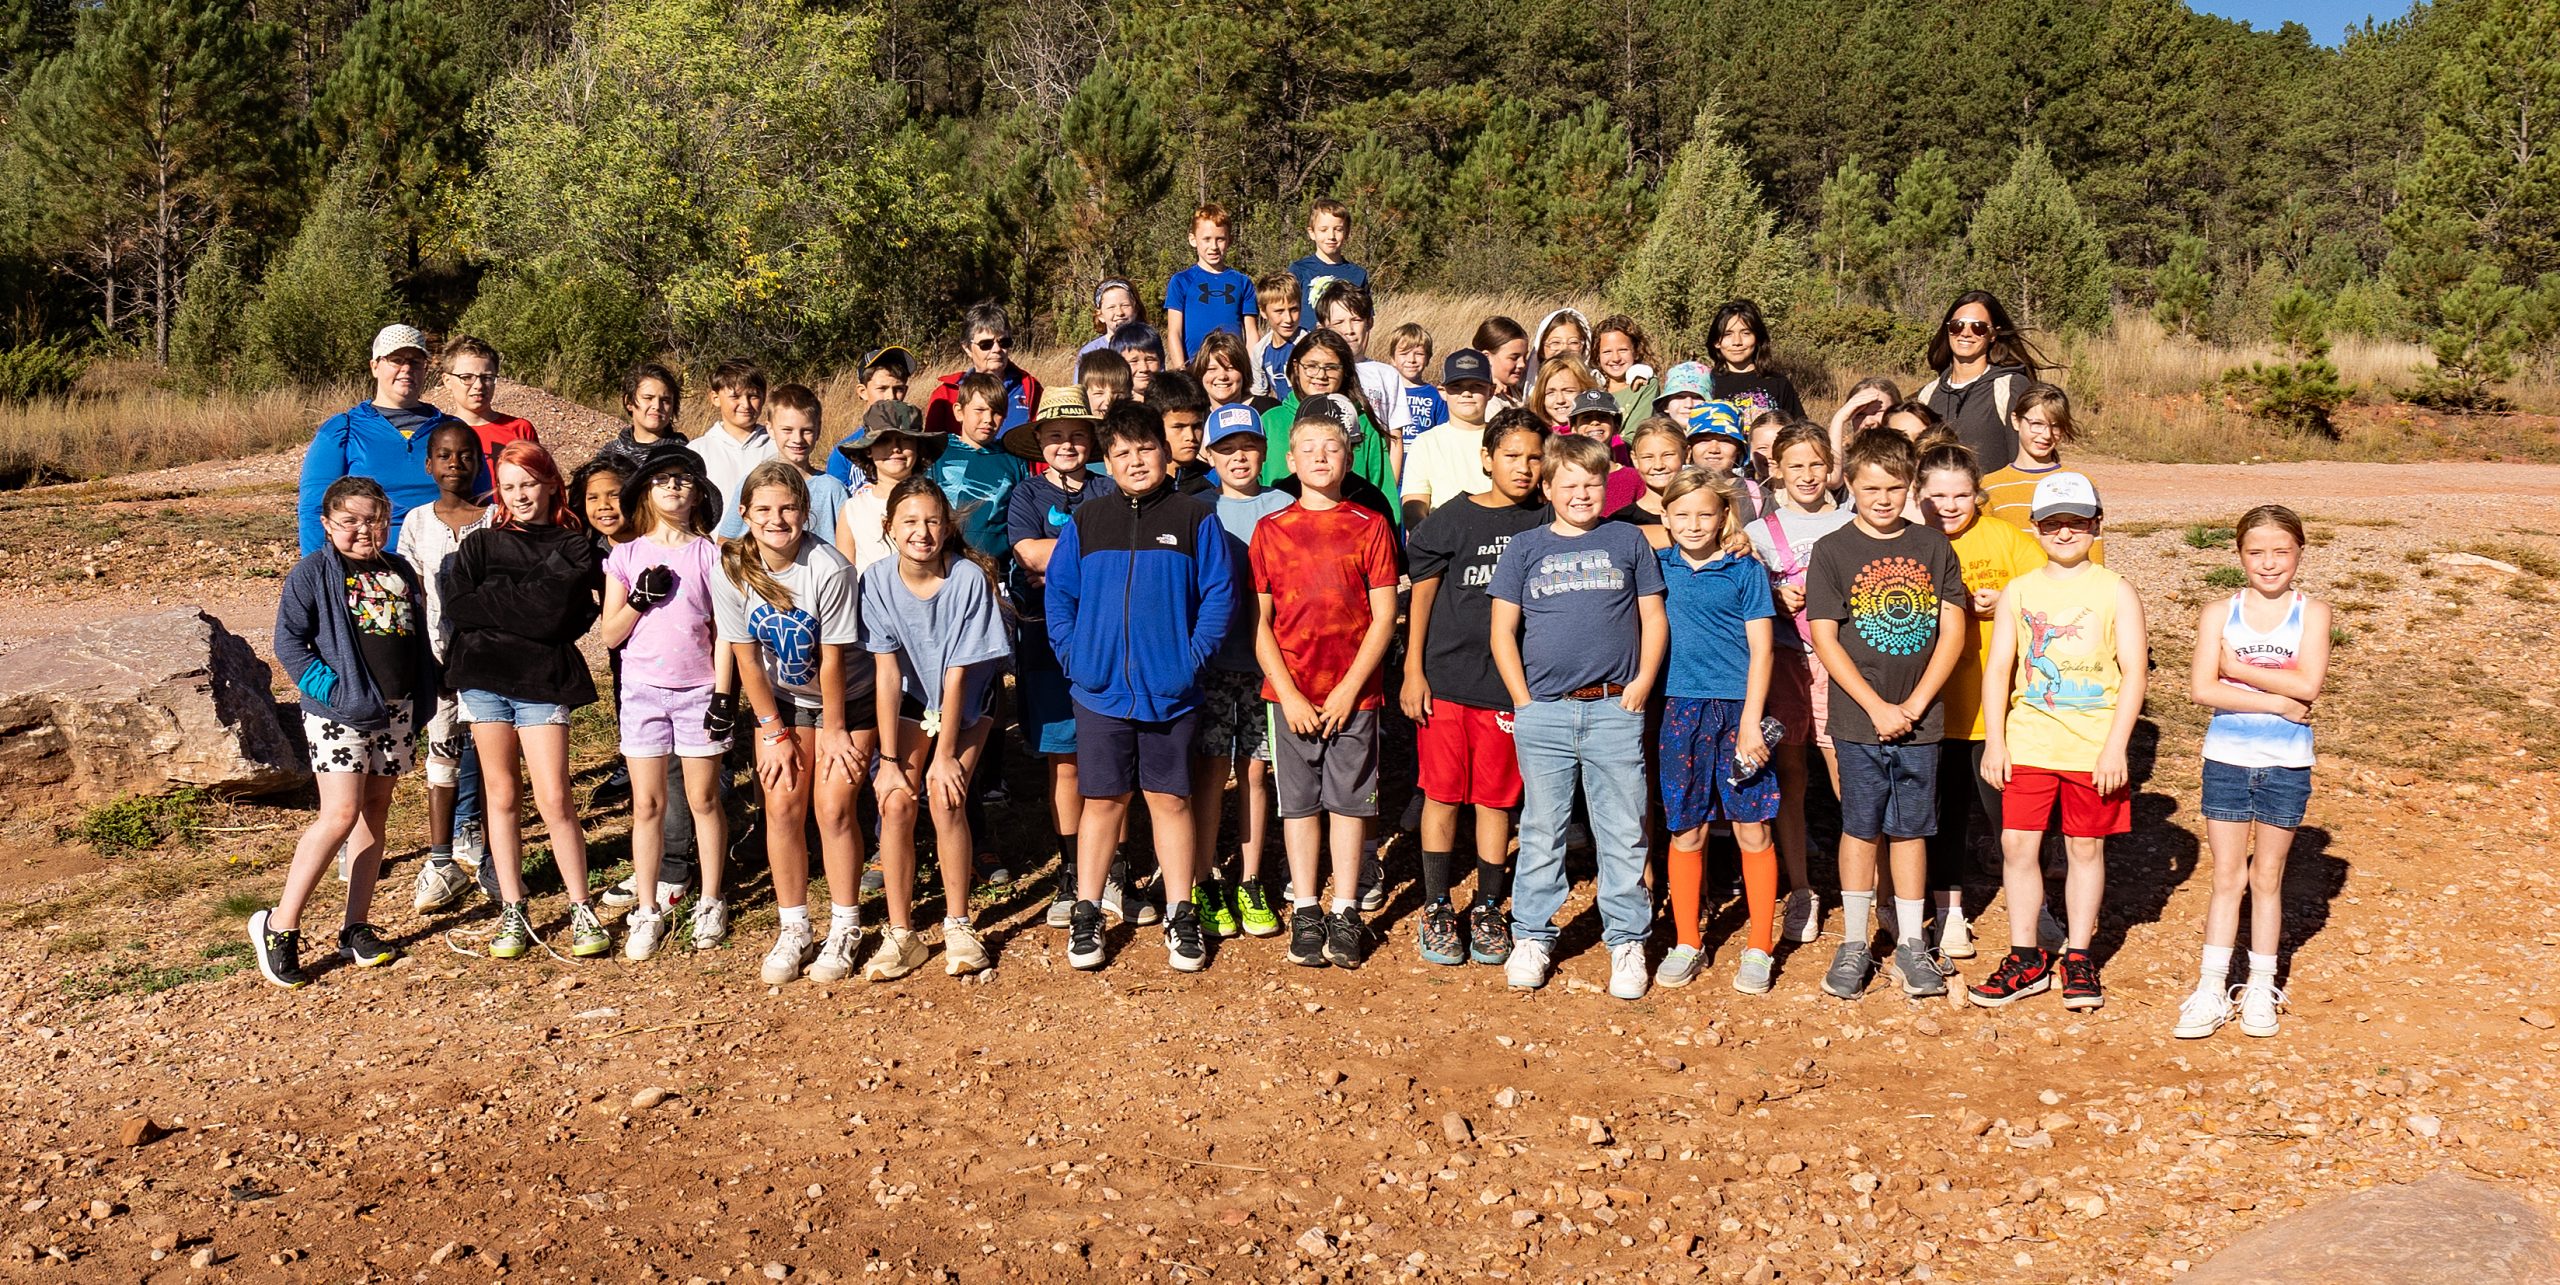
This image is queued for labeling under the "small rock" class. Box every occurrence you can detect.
[1316,1069,1345,1088]
[2523,1011,2557,1031]
[1493,1087,1521,1108]
[1849,1172,1880,1194]
[429,1242,465,1265]
[1765,1153,1804,1175]
[1709,1092,1742,1117]
[190,1247,217,1269]
[1509,1210,1541,1229]
[150,1233,180,1253]
[1585,1120,1614,1146]
[2008,1130,2054,1151]
[1219,1208,1250,1226]
[2062,1192,2107,1218]
[1913,1015,1943,1037]
[2406,1115,2442,1139]
[762,1262,791,1281]
[1655,1055,1685,1072]
[631,1086,679,1110]
[1441,1112,1473,1145]
[118,1117,167,1149]
[1295,1226,1335,1258]
[2038,1089,2064,1106]
[1960,1110,1993,1136]
[87,1199,113,1221]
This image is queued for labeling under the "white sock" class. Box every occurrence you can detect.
[1840,890,1875,943]
[830,903,859,935]
[1893,897,1927,945]
[945,914,971,930]
[2246,951,2278,983]
[779,904,810,927]
[1936,897,1967,929]
[1331,896,1353,914]
[1292,894,1319,910]
[2199,944,2233,988]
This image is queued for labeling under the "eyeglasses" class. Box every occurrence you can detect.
[971,336,1011,351]
[326,515,387,533]
[2035,515,2095,533]
[1297,361,1343,376]
[1945,319,1995,338]
[449,372,499,384]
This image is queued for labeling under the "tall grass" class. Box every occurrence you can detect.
[0,381,354,487]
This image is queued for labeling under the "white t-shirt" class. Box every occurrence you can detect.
[1356,359,1411,439]
[711,536,865,709]
[394,503,490,662]
[837,483,893,573]
[690,424,778,540]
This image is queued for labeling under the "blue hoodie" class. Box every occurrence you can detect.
[273,545,438,731]
[1044,480,1238,723]
[298,401,459,554]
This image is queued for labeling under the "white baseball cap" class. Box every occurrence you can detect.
[2029,471,2101,521]
[370,323,430,361]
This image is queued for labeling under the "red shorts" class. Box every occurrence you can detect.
[1416,700,1523,809]
[2002,765,2130,837]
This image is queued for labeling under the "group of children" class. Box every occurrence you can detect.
[252,210,2330,1041]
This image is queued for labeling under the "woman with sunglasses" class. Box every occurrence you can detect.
[923,301,1045,442]
[1912,291,2051,473]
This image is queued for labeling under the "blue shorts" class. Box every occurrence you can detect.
[1073,702,1196,799]
[1015,634,1077,756]
[1657,697,1779,830]
[2200,759,2311,829]
[457,689,572,729]
[1836,740,1940,840]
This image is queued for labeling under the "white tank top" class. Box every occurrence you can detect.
[2201,592,2315,769]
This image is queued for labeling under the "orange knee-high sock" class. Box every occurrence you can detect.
[1670,845,1706,950]
[1742,842,1779,955]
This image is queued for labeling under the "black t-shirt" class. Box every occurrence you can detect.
[1710,368,1805,420]
[1803,521,1966,744]
[1607,501,1662,529]
[343,558,417,702]
[1922,365,2027,472]
[1407,496,1548,710]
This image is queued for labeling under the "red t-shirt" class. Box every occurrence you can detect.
[1248,501,1400,707]
[469,416,539,459]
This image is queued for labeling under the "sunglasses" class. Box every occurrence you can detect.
[650,474,697,490]
[971,336,1011,351]
[1945,319,1995,338]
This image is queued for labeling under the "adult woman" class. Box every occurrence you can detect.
[296,323,461,555]
[923,302,1043,439]
[1911,291,2048,472]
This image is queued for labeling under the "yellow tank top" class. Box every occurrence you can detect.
[1942,517,2045,741]
[2003,563,2125,772]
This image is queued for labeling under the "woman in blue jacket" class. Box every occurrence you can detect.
[296,323,464,555]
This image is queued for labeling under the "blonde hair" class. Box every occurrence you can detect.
[720,461,812,611]
[1662,467,1743,545]
[1528,353,1598,427]
[1626,415,1686,457]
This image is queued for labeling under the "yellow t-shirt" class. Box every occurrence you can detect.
[1942,516,2045,741]
[1984,460,2106,565]
[2002,563,2127,772]
[1399,421,1491,511]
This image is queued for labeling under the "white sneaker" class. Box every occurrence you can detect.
[863,926,926,981]
[1938,912,1975,960]
[944,921,991,975]
[1653,944,1705,989]
[1608,941,1650,1000]
[1505,937,1553,990]
[2173,984,2232,1039]
[413,858,473,915]
[623,911,668,961]
[760,921,816,984]
[807,923,865,983]
[453,823,486,871]
[2237,978,2285,1037]
[1782,888,1821,943]
[691,898,729,949]
[1099,878,1129,925]
[601,875,639,907]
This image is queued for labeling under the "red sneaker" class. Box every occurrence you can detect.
[2059,949,2104,1011]
[1967,949,2055,1008]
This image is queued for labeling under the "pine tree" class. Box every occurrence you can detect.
[314,0,476,274]
[1444,101,1546,250]
[2152,234,2214,338]
[2391,0,2560,294]
[1885,148,1962,312]
[2222,286,2350,433]
[168,228,251,389]
[1334,135,1442,287]
[1965,142,2113,335]
[1537,102,1649,294]
[1046,67,1170,292]
[1605,104,1806,361]
[1814,157,1888,302]
[240,169,396,389]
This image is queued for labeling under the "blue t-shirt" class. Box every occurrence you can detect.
[1658,547,1775,701]
[1289,254,1372,321]
[1165,266,1259,361]
[928,437,1030,572]
[857,558,1013,720]
[1487,522,1665,703]
[802,472,850,554]
[1002,469,1096,622]
[1400,383,1448,444]
[1256,337,1295,402]
[1211,489,1295,673]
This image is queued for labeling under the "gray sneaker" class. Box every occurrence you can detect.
[1893,938,1948,997]
[1822,940,1874,999]
[1732,947,1775,994]
[413,857,473,915]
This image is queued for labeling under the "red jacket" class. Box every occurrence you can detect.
[923,364,1042,439]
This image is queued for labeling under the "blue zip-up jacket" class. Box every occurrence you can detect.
[1044,480,1238,723]
[273,545,438,731]
[298,400,461,554]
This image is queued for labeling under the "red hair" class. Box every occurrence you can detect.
[489,439,580,530]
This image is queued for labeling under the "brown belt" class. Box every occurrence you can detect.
[1561,682,1628,702]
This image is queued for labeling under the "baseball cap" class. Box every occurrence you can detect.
[2029,472,2102,521]
[862,345,914,380]
[1003,388,1099,460]
[1441,348,1493,390]
[370,324,430,361]
[1684,400,1748,443]
[1660,361,1713,402]
[1570,390,1622,422]
[1205,403,1264,449]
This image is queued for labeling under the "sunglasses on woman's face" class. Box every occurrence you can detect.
[1946,319,1995,338]
[971,336,1010,351]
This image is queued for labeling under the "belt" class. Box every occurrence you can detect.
[1561,682,1628,702]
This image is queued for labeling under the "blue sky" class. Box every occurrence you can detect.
[2191,0,2403,44]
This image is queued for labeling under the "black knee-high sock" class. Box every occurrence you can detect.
[1421,850,1456,904]
[1474,858,1511,907]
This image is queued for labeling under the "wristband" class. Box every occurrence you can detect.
[763,730,793,746]
[755,713,779,727]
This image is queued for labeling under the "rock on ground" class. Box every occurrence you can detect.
[2188,1174,2560,1285]
[0,607,304,801]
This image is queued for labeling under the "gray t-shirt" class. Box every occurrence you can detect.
[1487,521,1665,703]
[858,557,1013,719]
[1748,504,1856,652]
[711,536,864,709]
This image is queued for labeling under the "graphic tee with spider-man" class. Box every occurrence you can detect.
[711,537,866,710]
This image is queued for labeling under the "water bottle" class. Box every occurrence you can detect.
[1730,716,1787,787]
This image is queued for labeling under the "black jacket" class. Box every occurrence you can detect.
[443,522,604,707]
[1918,365,2029,472]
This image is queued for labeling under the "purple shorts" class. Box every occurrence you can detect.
[619,680,724,758]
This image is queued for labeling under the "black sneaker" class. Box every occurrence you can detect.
[1967,948,2056,1008]
[2059,949,2103,1010]
[1287,905,1330,967]
[1068,900,1106,970]
[593,764,632,805]
[1325,908,1368,970]
[247,909,308,989]
[1164,901,1207,973]
[339,922,401,968]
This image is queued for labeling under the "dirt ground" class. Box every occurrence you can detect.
[4,404,2560,1282]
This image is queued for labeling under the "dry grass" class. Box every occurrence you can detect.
[0,381,354,487]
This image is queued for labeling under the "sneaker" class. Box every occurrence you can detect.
[808,923,866,983]
[2236,978,2285,1037]
[594,764,632,805]
[1357,849,1387,913]
[2037,905,2066,953]
[489,903,535,960]
[1938,912,1975,960]
[1732,947,1775,995]
[1128,889,1164,927]
[473,847,500,902]
[1417,901,1465,966]
[624,911,668,962]
[1165,902,1208,973]
[691,898,729,950]
[2173,984,2233,1039]
[860,868,885,896]
[975,853,1012,887]
[1505,937,1553,990]
[1067,901,1107,970]
[760,921,817,984]
[1821,941,1874,1000]
[1782,888,1821,943]
[1324,909,1367,970]
[944,921,992,976]
[1893,938,1948,998]
[1653,944,1705,989]
[601,874,639,907]
[1235,882,1282,937]
[1193,879,1240,939]
[247,909,308,989]
[1466,901,1513,965]
[1099,877,1130,926]
[1287,905,1329,968]
[1966,949,2055,1008]
[568,902,610,958]
[1046,890,1076,930]
[414,858,473,915]
[863,926,926,981]
[2059,949,2103,1010]
[453,822,486,871]
[339,922,400,968]
[1608,941,1650,1000]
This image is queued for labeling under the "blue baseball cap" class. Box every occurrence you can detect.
[1441,348,1493,389]
[1661,361,1713,402]
[1205,403,1265,448]
[1685,400,1749,444]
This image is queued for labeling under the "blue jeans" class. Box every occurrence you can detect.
[1510,698,1650,947]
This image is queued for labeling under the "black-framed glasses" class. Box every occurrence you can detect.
[448,371,499,384]
[972,336,1011,351]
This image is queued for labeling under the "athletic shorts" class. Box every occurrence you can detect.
[1415,699,1522,809]
[1270,708,1381,819]
[1656,696,1780,830]
[774,686,888,732]
[2199,760,2311,829]
[2003,764,2131,837]
[1196,668,1272,764]
[1074,702,1197,799]
[619,680,725,759]
[1836,740,1939,840]
[305,699,417,777]
[1014,632,1078,756]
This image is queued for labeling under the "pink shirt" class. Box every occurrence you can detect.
[604,535,719,690]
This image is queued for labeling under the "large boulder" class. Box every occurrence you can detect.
[0,607,306,803]
[2189,1173,2560,1284]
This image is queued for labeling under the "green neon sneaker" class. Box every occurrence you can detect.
[568,902,610,958]
[489,903,534,959]
[1193,878,1240,939]
[1234,881,1281,937]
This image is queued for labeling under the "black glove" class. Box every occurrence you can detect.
[627,564,674,612]
[704,690,738,738]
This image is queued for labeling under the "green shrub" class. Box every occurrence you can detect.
[2220,287,2351,435]
[2182,524,2235,549]
[170,233,255,390]
[0,339,87,402]
[64,788,212,855]
[2203,566,2247,590]
[239,171,396,389]
[456,269,652,399]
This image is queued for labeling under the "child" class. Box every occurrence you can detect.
[1529,308,1592,386]
[396,425,488,917]
[834,400,945,572]
[1652,468,1780,992]
[864,477,1013,980]
[1707,299,1807,419]
[1655,361,1713,427]
[1004,390,1105,926]
[574,458,629,543]
[1314,282,1411,447]
[1256,335,1399,521]
[928,370,1032,573]
[1917,442,2044,962]
[1473,316,1531,410]
[1968,473,2148,1012]
[250,477,437,987]
[825,345,914,483]
[1253,411,1402,970]
[2176,505,2328,1039]
[1824,376,1901,476]
[1403,415,1547,966]
[1290,197,1372,321]
[769,384,850,553]
[1564,387,1646,512]
[1046,401,1239,972]
[597,450,732,958]
[1593,314,1657,396]
[693,359,777,540]
[1164,203,1262,364]
[443,441,610,961]
[1685,402,1767,526]
[1196,406,1295,937]
[1081,348,1133,417]
[1148,370,1217,495]
[1982,384,2104,563]
[1188,330,1257,410]
[1079,278,1142,366]
[1532,353,1596,431]
[1748,422,1856,944]
[440,335,539,462]
[598,363,688,475]
[1606,414,1687,546]
[1253,273,1301,401]
[1399,349,1499,523]
[1805,428,1968,1001]
[714,462,874,985]
[1387,322,1448,453]
[1488,433,1667,998]
[1110,322,1168,399]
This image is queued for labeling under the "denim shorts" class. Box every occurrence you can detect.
[1835,740,1940,840]
[2200,759,2311,829]
[457,689,572,729]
